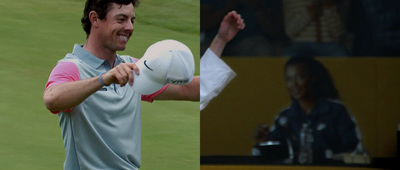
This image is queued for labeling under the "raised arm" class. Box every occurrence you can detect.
[209,10,245,57]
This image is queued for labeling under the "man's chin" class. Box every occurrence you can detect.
[115,45,127,51]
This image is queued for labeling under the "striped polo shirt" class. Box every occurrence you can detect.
[45,44,168,169]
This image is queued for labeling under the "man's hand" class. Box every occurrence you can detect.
[101,63,140,86]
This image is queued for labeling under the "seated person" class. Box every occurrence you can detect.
[267,56,360,162]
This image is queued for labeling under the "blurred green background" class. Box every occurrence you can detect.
[0,0,199,169]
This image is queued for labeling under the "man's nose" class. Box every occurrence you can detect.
[125,21,134,32]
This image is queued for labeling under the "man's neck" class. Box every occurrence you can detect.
[83,36,116,68]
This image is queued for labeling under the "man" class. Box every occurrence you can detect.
[200,10,245,110]
[43,0,199,169]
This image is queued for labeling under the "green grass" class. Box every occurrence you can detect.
[0,0,199,169]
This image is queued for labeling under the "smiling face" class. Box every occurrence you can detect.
[285,63,315,101]
[97,3,135,52]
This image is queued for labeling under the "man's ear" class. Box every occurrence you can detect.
[88,11,99,28]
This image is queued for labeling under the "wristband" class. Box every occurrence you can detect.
[99,71,108,86]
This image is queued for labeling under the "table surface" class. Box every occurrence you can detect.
[200,156,399,169]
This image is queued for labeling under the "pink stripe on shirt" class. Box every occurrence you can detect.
[46,62,80,89]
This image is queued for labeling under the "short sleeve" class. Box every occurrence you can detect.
[44,62,80,113]
[200,48,236,110]
[45,62,80,89]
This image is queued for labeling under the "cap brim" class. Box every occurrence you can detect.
[132,59,166,95]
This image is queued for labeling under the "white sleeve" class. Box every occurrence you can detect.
[200,48,236,111]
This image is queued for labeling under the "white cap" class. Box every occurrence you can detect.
[133,39,195,95]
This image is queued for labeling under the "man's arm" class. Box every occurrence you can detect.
[43,77,103,112]
[199,11,244,110]
[154,76,199,101]
[43,63,139,112]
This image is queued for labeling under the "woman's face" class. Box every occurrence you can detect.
[285,64,314,100]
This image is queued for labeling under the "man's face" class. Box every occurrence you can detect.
[285,64,314,100]
[98,3,135,51]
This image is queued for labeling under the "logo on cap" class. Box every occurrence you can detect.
[144,60,153,71]
[166,79,189,84]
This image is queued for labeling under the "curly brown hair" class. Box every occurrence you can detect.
[81,0,140,37]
